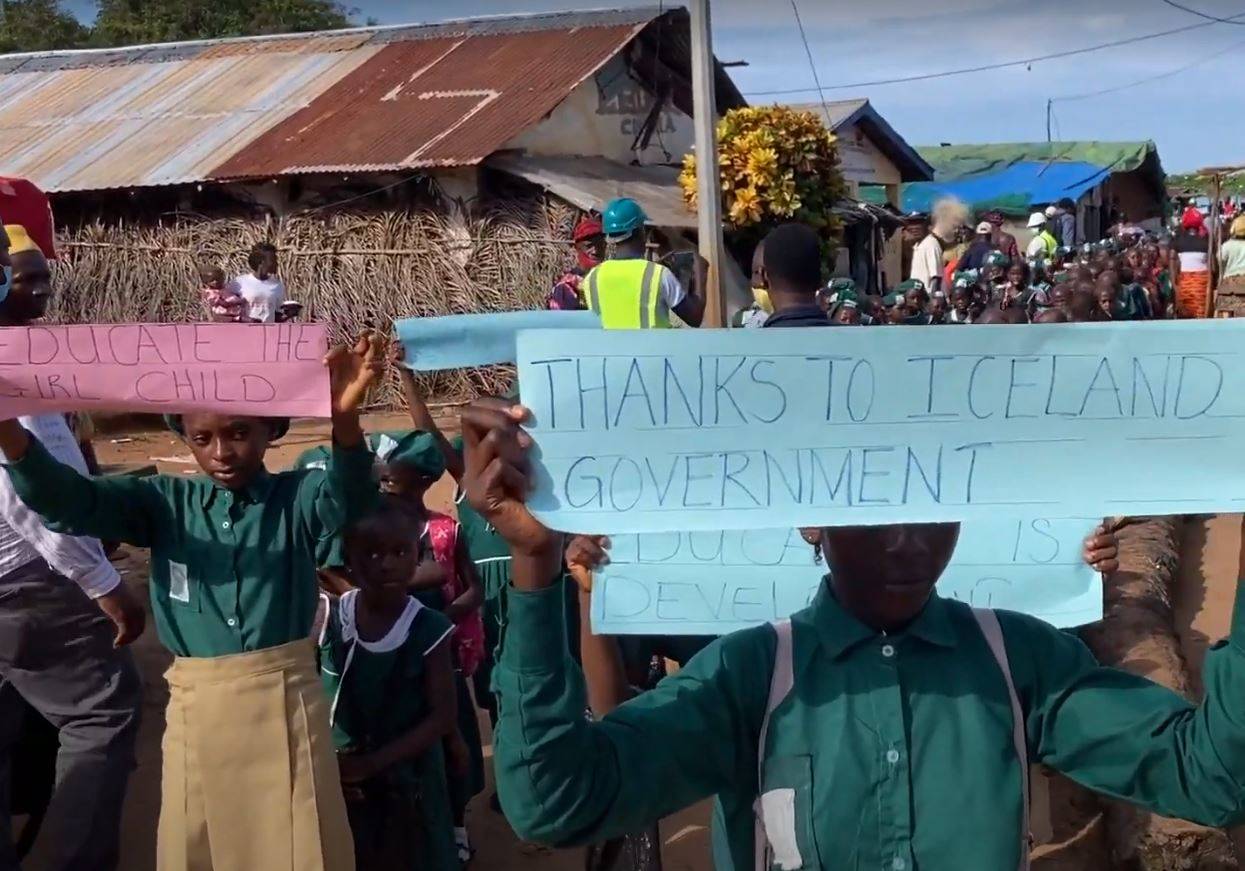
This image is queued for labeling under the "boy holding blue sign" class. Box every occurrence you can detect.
[462,396,1245,871]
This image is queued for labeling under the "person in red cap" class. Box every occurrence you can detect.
[546,217,604,311]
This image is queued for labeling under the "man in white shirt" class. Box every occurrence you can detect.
[910,197,968,294]
[228,242,285,323]
[0,225,144,871]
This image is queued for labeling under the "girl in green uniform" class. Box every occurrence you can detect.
[390,346,511,727]
[320,507,459,871]
[371,428,487,862]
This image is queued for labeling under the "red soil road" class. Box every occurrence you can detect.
[1173,515,1245,863]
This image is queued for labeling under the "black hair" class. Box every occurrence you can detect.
[762,223,822,293]
[1058,197,1075,210]
[343,502,422,560]
[165,414,290,440]
[248,242,278,272]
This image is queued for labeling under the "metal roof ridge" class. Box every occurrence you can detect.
[0,4,668,61]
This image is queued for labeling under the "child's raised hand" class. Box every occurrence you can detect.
[566,536,610,594]
[460,397,558,559]
[325,331,386,417]
[388,339,407,368]
[1082,522,1119,575]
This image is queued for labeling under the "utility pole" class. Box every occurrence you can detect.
[689,0,727,328]
[1046,99,1053,144]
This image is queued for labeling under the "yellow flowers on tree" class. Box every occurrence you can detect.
[679,105,846,256]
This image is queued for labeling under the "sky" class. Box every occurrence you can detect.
[63,0,1245,172]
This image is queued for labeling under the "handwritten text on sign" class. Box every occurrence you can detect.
[0,323,331,418]
[518,322,1245,532]
[593,517,1101,634]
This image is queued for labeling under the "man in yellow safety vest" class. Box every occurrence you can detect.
[582,198,705,328]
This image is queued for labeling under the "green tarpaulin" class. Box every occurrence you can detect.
[916,141,1158,179]
[860,141,1164,217]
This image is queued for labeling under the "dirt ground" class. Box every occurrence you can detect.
[1173,514,1245,863]
[23,415,714,871]
[19,420,1245,868]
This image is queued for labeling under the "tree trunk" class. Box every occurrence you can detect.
[1078,517,1237,870]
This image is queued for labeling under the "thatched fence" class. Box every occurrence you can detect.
[47,197,580,406]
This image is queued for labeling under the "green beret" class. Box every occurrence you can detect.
[828,278,857,294]
[881,291,902,306]
[165,414,290,441]
[896,279,926,294]
[984,250,1009,268]
[369,430,446,479]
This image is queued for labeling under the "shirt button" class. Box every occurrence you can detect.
[881,644,895,658]
[222,521,231,530]
[226,617,237,627]
[892,859,906,871]
[886,749,901,764]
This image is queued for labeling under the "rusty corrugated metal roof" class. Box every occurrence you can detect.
[0,7,666,193]
[212,23,648,176]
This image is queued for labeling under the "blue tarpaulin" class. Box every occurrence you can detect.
[900,161,1110,216]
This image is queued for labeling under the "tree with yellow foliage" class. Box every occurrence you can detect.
[679,106,846,256]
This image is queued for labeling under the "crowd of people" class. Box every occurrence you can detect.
[868,199,1185,328]
[7,186,1245,871]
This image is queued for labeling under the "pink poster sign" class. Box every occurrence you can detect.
[0,322,331,418]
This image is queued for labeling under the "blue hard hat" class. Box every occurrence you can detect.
[602,198,648,241]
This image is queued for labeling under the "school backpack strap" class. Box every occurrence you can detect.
[971,607,1031,871]
[753,619,795,871]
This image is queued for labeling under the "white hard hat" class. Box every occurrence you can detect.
[1027,212,1047,229]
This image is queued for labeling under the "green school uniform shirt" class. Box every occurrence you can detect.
[493,579,1245,871]
[320,592,455,755]
[319,592,457,871]
[3,436,377,658]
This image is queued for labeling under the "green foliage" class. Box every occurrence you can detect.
[1168,172,1245,198]
[0,0,91,53]
[90,0,357,46]
[0,0,363,54]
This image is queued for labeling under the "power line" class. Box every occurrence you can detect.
[742,12,1245,96]
[1159,0,1245,24]
[789,0,829,117]
[1050,34,1245,102]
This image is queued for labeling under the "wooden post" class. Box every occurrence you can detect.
[689,0,727,328]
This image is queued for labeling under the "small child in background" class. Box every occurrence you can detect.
[319,506,459,871]
[371,430,486,864]
[197,263,245,323]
